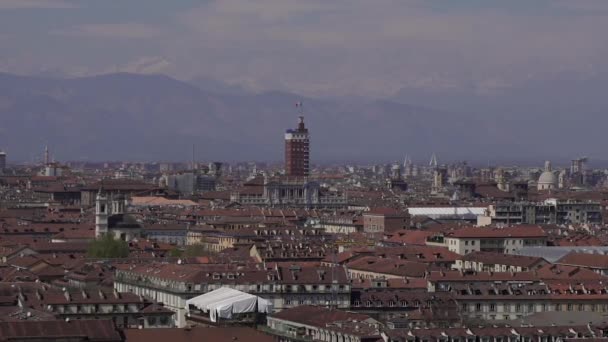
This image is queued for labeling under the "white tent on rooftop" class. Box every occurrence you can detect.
[185,287,272,322]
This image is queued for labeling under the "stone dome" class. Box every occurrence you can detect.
[537,160,557,190]
[538,171,557,185]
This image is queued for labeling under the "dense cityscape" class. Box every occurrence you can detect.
[0,111,608,341]
[4,1,608,341]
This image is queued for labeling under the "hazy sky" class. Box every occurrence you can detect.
[2,0,608,97]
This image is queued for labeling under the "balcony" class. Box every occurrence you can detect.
[258,325,314,342]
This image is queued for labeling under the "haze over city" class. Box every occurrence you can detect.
[4,1,608,341]
[2,0,608,162]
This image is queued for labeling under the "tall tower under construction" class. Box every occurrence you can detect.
[284,113,310,177]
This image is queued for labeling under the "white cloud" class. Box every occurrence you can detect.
[112,56,172,74]
[168,0,608,96]
[63,57,173,76]
[5,0,608,97]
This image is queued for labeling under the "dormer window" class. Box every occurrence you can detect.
[212,273,220,280]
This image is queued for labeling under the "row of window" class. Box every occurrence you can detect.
[54,304,134,314]
[147,316,171,325]
[353,299,424,307]
[463,302,608,313]
[284,296,345,306]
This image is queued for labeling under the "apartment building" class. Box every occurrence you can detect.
[479,199,602,226]
[441,226,547,255]
[114,263,351,327]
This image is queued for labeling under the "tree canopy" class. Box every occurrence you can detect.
[169,247,183,258]
[87,234,129,258]
[184,244,213,257]
[167,244,214,258]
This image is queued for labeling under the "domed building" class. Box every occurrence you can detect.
[537,160,557,191]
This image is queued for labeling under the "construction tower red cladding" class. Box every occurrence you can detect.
[284,116,309,177]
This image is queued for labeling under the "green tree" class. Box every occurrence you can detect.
[169,247,184,258]
[87,234,130,258]
[184,244,213,257]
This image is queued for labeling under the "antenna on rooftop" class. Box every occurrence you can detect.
[192,144,195,171]
[44,145,50,165]
[295,101,304,116]
[295,101,306,130]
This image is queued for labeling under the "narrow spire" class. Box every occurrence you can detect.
[430,153,438,168]
[44,145,49,165]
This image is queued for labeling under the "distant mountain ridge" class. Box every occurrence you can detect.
[0,72,604,164]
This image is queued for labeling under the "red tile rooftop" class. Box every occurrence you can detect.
[270,305,374,328]
[460,251,547,268]
[365,207,403,215]
[346,257,430,278]
[81,179,159,191]
[0,319,121,341]
[553,235,604,246]
[325,245,459,265]
[124,327,274,342]
[537,263,607,280]
[557,252,608,270]
[351,277,427,290]
[386,230,436,245]
[429,263,607,282]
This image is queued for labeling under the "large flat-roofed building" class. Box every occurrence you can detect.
[230,175,347,209]
[161,171,216,195]
[408,206,486,223]
[479,199,602,226]
[114,263,351,327]
[437,225,548,255]
[428,269,608,321]
[81,179,161,206]
[362,208,409,233]
[266,306,381,342]
[285,116,310,177]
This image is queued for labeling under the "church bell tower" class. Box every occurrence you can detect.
[95,189,109,238]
